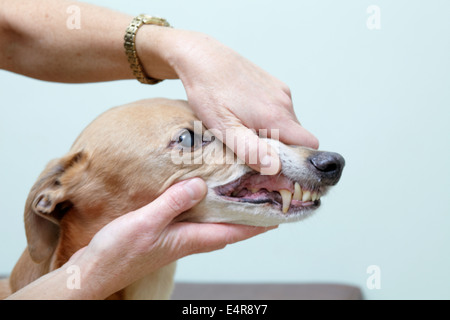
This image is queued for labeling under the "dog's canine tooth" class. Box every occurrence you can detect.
[279,189,292,213]
[311,191,318,201]
[293,182,302,201]
[302,190,311,202]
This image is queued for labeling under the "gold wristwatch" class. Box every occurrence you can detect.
[124,14,171,84]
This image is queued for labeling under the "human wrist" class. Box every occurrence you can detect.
[71,247,135,299]
[5,259,105,300]
[55,254,103,299]
[134,25,181,81]
[134,27,219,84]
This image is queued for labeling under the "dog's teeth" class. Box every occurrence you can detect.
[311,191,318,201]
[250,188,259,193]
[293,182,302,201]
[302,190,311,202]
[279,189,292,213]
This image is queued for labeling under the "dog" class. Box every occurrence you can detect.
[1,98,344,299]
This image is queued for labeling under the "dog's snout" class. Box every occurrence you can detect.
[310,152,343,173]
[308,151,345,185]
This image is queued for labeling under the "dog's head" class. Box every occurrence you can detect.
[24,98,344,265]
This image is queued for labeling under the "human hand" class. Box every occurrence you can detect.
[68,178,274,298]
[137,28,319,174]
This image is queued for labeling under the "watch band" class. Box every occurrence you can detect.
[124,14,171,85]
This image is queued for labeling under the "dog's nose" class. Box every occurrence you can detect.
[308,151,345,185]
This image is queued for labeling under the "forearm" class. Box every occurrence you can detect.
[0,0,174,83]
[6,261,103,300]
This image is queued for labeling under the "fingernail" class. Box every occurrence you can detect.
[181,178,207,201]
[260,154,272,167]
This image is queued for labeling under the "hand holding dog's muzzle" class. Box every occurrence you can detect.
[164,30,319,175]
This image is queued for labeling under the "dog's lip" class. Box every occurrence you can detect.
[218,193,321,214]
[213,172,324,214]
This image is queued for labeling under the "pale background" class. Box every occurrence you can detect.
[1,0,449,299]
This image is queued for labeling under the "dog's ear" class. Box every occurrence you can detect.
[24,151,88,263]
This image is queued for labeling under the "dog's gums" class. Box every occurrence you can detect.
[214,172,325,214]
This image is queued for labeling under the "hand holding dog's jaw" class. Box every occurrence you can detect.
[58,178,274,299]
[137,28,319,174]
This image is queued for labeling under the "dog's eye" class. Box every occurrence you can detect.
[178,129,195,148]
[171,128,215,151]
[177,129,202,150]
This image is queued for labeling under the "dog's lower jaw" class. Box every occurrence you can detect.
[178,195,317,227]
[122,262,176,300]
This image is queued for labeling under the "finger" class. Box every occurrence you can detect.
[270,118,320,150]
[223,126,281,175]
[133,177,207,229]
[169,222,278,256]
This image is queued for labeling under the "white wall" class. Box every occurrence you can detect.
[1,0,449,299]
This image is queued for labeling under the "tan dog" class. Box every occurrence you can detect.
[1,98,344,299]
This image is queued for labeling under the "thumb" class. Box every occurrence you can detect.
[135,177,208,229]
[223,126,281,175]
